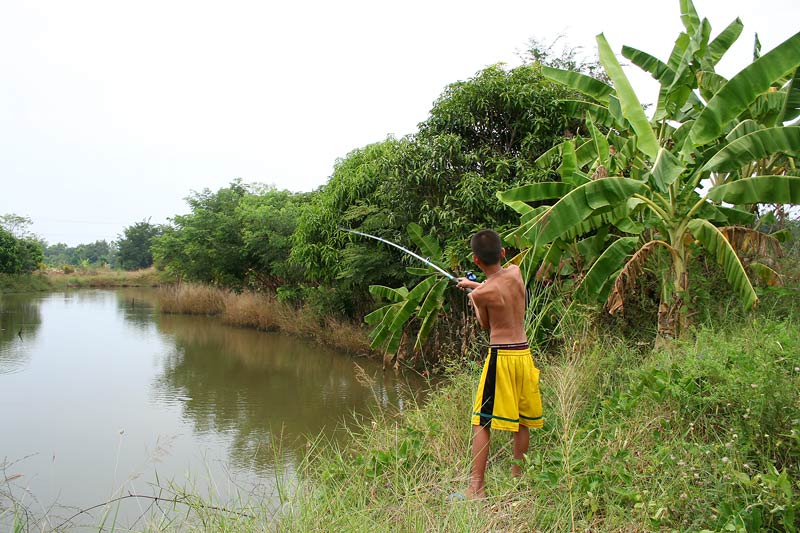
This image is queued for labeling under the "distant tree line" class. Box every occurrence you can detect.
[0,214,165,273]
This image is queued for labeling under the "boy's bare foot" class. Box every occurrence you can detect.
[465,485,487,500]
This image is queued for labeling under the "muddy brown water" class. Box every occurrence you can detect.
[0,289,429,528]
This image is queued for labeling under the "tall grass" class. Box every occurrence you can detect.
[277,315,800,531]
[156,283,373,355]
[158,283,227,315]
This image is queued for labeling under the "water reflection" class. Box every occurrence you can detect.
[113,288,159,331]
[0,293,42,374]
[0,288,429,525]
[151,312,426,472]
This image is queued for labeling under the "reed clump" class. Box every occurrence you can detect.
[221,290,281,331]
[155,283,373,355]
[157,283,226,315]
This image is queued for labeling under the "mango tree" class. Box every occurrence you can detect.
[498,0,800,339]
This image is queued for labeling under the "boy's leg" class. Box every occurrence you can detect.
[467,425,490,498]
[512,426,530,477]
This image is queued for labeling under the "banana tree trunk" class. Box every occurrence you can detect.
[657,243,689,341]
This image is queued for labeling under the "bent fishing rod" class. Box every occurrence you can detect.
[338,227,475,292]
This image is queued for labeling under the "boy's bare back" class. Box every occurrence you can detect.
[469,264,527,345]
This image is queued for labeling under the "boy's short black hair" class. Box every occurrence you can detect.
[471,229,502,265]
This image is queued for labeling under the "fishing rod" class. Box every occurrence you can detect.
[338,227,475,291]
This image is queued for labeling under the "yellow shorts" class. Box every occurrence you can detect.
[471,344,543,432]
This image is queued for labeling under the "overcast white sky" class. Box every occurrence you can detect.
[1,1,798,245]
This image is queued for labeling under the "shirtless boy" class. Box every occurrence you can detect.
[456,229,543,499]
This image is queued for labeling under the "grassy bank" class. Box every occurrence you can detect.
[157,283,373,355]
[0,267,169,292]
[276,316,799,531]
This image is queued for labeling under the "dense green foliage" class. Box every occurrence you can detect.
[0,227,42,274]
[116,220,163,270]
[292,63,572,286]
[152,181,308,288]
[43,240,117,268]
[290,62,576,333]
[499,1,800,339]
[0,215,43,274]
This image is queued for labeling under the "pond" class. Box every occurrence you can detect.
[0,289,428,528]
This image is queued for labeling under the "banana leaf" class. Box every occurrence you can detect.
[622,45,674,83]
[504,200,535,215]
[368,285,409,302]
[597,34,660,160]
[688,219,757,309]
[577,236,639,302]
[697,70,728,102]
[748,91,787,126]
[706,176,800,204]
[497,182,575,204]
[364,305,391,326]
[414,278,449,351]
[778,67,800,123]
[587,114,610,169]
[562,100,616,128]
[679,0,701,34]
[614,217,645,234]
[607,240,674,315]
[384,328,404,356]
[702,127,800,172]
[407,222,441,259]
[541,66,614,103]
[529,180,645,244]
[575,139,599,170]
[559,140,578,181]
[689,31,800,147]
[651,147,686,192]
[708,18,744,65]
[406,266,437,277]
[724,119,763,143]
[388,276,437,331]
[715,206,756,226]
[748,262,782,287]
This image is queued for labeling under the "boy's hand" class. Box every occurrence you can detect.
[456,278,481,291]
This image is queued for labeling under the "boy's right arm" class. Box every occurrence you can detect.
[456,277,481,291]
[470,294,489,329]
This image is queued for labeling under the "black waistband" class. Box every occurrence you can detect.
[489,342,529,350]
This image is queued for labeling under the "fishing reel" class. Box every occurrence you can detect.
[465,271,478,282]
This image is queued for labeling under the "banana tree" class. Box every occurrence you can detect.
[499,0,800,339]
[364,223,453,360]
